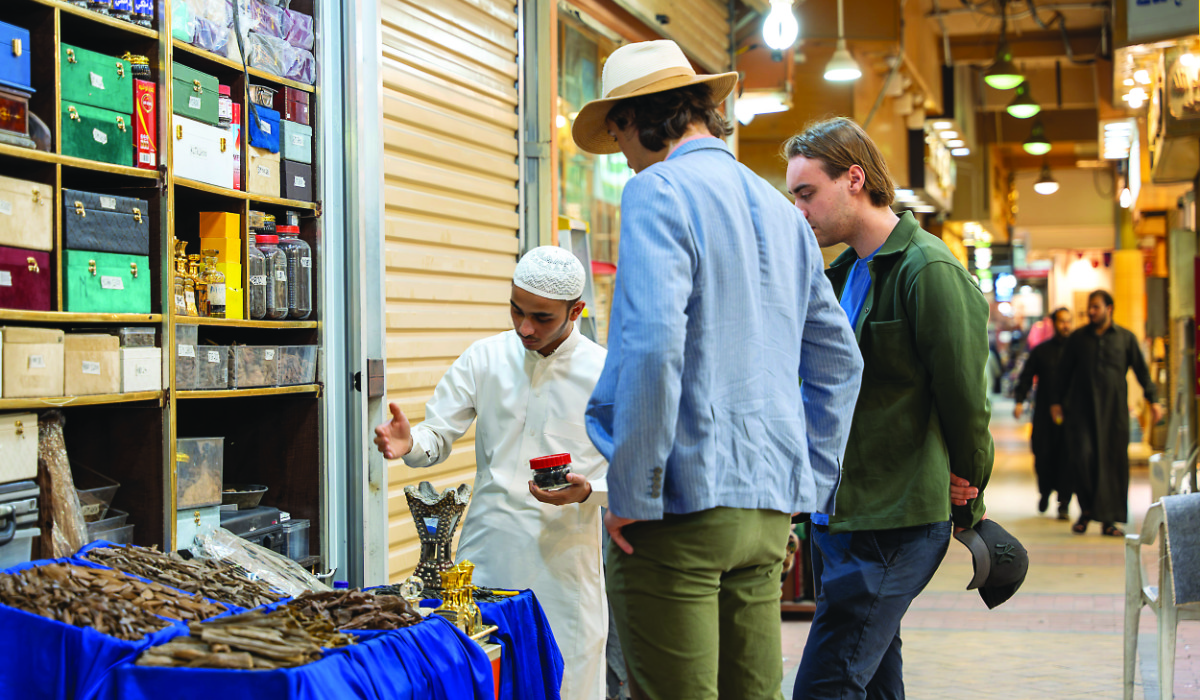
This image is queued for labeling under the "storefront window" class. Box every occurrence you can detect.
[558,15,631,344]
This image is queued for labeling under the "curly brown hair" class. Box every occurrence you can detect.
[605,84,733,152]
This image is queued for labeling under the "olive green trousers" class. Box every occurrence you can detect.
[605,507,791,700]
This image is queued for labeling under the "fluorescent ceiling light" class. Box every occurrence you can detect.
[951,148,970,156]
[947,139,965,148]
[931,121,953,130]
[1119,186,1132,208]
[734,93,789,125]
[939,130,958,140]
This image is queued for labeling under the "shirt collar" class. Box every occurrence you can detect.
[525,323,581,361]
[830,211,920,271]
[666,136,734,161]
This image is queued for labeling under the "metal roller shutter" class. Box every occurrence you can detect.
[379,0,521,582]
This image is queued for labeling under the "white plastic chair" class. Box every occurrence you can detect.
[1124,501,1200,699]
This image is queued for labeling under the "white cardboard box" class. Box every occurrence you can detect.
[173,115,235,189]
[121,347,162,393]
[0,412,37,482]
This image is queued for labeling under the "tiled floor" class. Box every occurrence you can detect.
[781,397,1200,699]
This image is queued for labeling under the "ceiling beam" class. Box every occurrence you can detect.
[976,108,1100,145]
[949,30,1105,63]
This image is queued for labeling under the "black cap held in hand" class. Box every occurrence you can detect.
[953,519,1029,610]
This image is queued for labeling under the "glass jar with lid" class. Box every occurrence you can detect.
[247,230,268,320]
[276,224,312,320]
[256,234,289,320]
[218,85,233,127]
[201,249,226,318]
[87,0,111,15]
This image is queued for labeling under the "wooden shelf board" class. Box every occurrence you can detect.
[177,384,319,399]
[37,0,160,40]
[0,143,58,166]
[171,39,244,72]
[247,68,315,94]
[174,177,317,211]
[173,317,317,329]
[58,153,161,180]
[0,310,161,324]
[0,391,163,410]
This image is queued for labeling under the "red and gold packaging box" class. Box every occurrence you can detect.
[232,101,242,191]
[134,79,156,170]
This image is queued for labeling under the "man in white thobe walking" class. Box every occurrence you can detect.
[374,246,608,700]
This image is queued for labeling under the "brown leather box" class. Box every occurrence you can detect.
[272,87,310,126]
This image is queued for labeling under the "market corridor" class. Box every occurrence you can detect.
[780,397,1200,699]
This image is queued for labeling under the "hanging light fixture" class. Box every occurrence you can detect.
[984,0,1024,90]
[1006,83,1041,119]
[1023,119,1051,155]
[763,0,799,51]
[823,0,861,82]
[1033,159,1058,195]
[1119,186,1132,208]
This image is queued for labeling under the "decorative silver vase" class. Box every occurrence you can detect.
[403,481,471,592]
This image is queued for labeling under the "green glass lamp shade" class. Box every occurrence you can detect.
[1006,84,1040,119]
[1023,121,1051,156]
[984,41,1024,91]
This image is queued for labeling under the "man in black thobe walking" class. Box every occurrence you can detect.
[1048,290,1164,536]
[1014,307,1073,520]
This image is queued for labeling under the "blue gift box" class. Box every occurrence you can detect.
[0,20,33,93]
[246,104,280,153]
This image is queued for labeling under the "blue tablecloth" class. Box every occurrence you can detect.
[1,554,563,700]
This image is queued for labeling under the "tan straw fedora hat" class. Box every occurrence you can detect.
[571,40,739,155]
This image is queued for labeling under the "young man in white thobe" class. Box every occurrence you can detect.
[373,246,608,700]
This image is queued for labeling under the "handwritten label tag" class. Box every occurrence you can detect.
[178,344,195,358]
[93,128,108,145]
[90,72,105,90]
[135,364,149,376]
[0,199,12,215]
[262,122,272,135]
[101,276,124,290]
[293,176,306,188]
[189,95,202,110]
[250,275,267,287]
[291,134,304,146]
[257,165,270,177]
[207,350,221,364]
[175,293,185,308]
[82,361,101,376]
[264,349,276,361]
[99,196,117,210]
[300,257,311,269]
[0,271,10,287]
[28,355,45,369]
[274,269,287,282]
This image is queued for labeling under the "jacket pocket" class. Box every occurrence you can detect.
[866,318,916,384]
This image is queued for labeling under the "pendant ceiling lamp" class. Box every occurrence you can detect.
[1006,82,1040,119]
[823,0,861,82]
[763,0,799,51]
[1033,159,1058,195]
[1023,119,1051,156]
[984,0,1024,91]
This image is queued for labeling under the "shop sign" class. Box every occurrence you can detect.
[1126,0,1199,45]
[1166,50,1200,120]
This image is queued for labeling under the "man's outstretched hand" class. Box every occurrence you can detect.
[374,402,414,460]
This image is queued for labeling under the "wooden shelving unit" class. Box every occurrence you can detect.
[0,0,325,568]
[0,391,163,411]
[177,385,320,400]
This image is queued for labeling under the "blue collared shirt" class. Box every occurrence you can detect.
[812,243,880,526]
[585,137,864,521]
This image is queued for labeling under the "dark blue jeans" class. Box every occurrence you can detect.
[792,520,952,700]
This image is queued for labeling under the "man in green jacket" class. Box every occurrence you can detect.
[784,117,994,700]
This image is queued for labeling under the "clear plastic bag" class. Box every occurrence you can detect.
[192,17,230,53]
[245,32,288,77]
[282,45,316,84]
[249,0,285,39]
[195,526,329,598]
[283,9,313,51]
[38,411,88,558]
[171,0,196,42]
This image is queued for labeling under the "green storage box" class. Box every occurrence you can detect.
[172,62,220,126]
[64,250,151,314]
[61,102,133,167]
[61,44,133,113]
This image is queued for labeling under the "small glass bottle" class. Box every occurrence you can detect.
[218,85,233,127]
[110,0,132,21]
[257,234,289,320]
[247,230,268,320]
[530,453,573,491]
[276,224,312,320]
[122,53,151,79]
[173,250,188,317]
[189,255,208,318]
[132,0,154,28]
[202,250,227,318]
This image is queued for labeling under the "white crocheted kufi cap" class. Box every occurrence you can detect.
[513,246,586,301]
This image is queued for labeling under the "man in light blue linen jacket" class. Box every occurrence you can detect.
[572,40,863,700]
